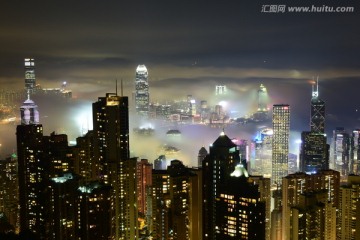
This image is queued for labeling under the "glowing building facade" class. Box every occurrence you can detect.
[135,65,149,115]
[272,104,290,186]
[24,58,36,93]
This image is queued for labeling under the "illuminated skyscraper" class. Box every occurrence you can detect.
[202,132,240,239]
[24,58,36,93]
[215,85,227,95]
[350,129,360,175]
[310,79,325,133]
[331,127,350,177]
[299,131,329,174]
[339,175,360,240]
[135,65,149,115]
[282,170,340,240]
[272,104,290,186]
[16,97,46,238]
[92,93,138,240]
[258,84,268,112]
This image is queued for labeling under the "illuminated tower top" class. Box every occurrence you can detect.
[24,58,36,93]
[310,77,325,133]
[135,64,149,115]
[258,84,268,112]
[20,92,39,125]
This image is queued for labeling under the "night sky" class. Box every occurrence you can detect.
[0,1,360,161]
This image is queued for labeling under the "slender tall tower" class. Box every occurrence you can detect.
[135,65,149,116]
[310,78,325,133]
[258,84,268,112]
[24,58,36,93]
[17,95,46,237]
[272,104,290,186]
[92,93,138,240]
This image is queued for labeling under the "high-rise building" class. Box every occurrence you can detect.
[338,175,360,240]
[202,132,267,239]
[252,128,273,177]
[136,159,152,216]
[135,65,149,115]
[310,79,325,133]
[198,146,208,167]
[24,58,36,93]
[272,104,290,186]
[92,93,138,240]
[151,160,201,240]
[282,170,340,240]
[215,85,227,95]
[331,127,350,177]
[290,191,336,240]
[74,130,99,181]
[77,181,112,240]
[258,84,268,112]
[299,131,329,174]
[350,129,360,175]
[16,97,46,238]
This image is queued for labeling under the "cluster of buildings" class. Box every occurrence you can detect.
[0,61,360,239]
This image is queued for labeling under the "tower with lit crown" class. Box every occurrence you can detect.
[135,65,149,115]
[17,96,46,237]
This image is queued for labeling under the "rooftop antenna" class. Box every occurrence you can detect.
[115,79,118,96]
[121,79,123,97]
[316,76,319,93]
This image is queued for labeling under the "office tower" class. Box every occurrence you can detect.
[77,181,112,239]
[258,84,268,112]
[339,175,360,240]
[16,97,46,238]
[282,170,340,240]
[198,146,208,167]
[350,129,360,175]
[332,127,350,177]
[135,65,149,115]
[151,160,200,240]
[272,104,290,186]
[92,93,138,240]
[310,79,325,133]
[74,130,99,181]
[49,173,78,240]
[202,132,244,239]
[24,58,36,93]
[252,128,273,177]
[299,131,329,174]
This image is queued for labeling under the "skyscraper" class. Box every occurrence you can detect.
[258,83,268,112]
[135,65,149,115]
[202,132,240,239]
[24,58,36,93]
[272,104,290,186]
[92,93,138,240]
[16,96,46,238]
[310,79,325,133]
[331,127,350,177]
[299,131,329,174]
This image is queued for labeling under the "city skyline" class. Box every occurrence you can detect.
[0,1,359,165]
